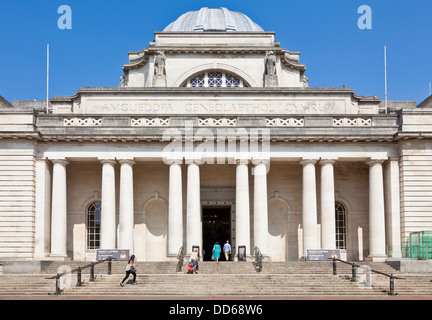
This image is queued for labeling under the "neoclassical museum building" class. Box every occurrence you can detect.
[1,7,432,263]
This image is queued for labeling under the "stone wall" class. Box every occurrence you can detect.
[400,139,432,244]
[0,142,36,258]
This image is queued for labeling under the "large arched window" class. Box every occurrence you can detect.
[182,71,249,88]
[335,202,347,250]
[87,201,101,250]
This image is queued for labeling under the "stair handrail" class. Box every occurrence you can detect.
[254,246,263,272]
[176,246,185,272]
[46,257,116,295]
[328,257,405,296]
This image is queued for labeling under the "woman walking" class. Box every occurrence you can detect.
[212,241,221,262]
[120,255,137,286]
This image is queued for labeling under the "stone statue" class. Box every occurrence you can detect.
[153,51,167,87]
[301,74,310,87]
[264,51,278,87]
[119,74,129,87]
[265,51,277,76]
[154,51,166,77]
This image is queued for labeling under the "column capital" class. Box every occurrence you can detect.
[251,158,270,166]
[166,158,183,165]
[51,159,70,166]
[318,158,337,166]
[185,158,203,165]
[118,159,135,166]
[236,158,250,166]
[366,158,386,167]
[300,158,318,166]
[99,158,117,166]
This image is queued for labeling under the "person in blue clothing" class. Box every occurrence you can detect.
[212,241,221,262]
[223,240,232,261]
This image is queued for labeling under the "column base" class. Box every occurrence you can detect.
[365,255,387,262]
[49,254,70,261]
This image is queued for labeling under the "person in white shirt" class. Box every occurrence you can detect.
[189,248,199,274]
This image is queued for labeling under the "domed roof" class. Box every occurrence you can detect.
[164,7,264,32]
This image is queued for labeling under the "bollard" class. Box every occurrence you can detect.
[389,275,395,296]
[351,263,357,282]
[333,259,337,275]
[90,263,95,282]
[108,258,112,275]
[76,267,83,286]
[55,274,62,295]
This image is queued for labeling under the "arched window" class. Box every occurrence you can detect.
[87,202,101,250]
[182,71,248,88]
[335,202,347,249]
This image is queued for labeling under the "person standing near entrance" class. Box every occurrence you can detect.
[223,240,232,261]
[212,241,221,262]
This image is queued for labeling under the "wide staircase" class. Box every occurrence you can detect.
[0,260,431,297]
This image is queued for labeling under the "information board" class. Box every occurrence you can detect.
[96,249,130,261]
[306,249,340,262]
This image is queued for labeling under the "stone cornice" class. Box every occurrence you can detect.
[50,86,381,104]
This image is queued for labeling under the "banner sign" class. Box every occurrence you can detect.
[307,249,340,262]
[96,249,130,261]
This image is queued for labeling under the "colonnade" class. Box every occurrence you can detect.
[47,157,394,261]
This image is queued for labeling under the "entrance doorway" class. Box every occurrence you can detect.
[202,206,231,261]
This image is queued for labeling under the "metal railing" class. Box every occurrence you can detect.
[176,246,185,272]
[46,257,115,295]
[254,246,263,272]
[328,257,405,296]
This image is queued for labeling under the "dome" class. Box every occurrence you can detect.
[164,7,264,32]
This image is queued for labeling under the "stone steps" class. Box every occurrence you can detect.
[0,261,431,297]
[60,274,382,296]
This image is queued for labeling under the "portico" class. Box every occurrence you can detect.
[37,144,396,262]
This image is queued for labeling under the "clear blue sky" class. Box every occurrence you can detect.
[0,0,431,104]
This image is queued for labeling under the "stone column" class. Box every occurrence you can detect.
[384,159,402,258]
[186,161,201,254]
[50,159,69,258]
[118,159,135,253]
[366,159,387,261]
[301,159,319,258]
[168,159,183,256]
[236,160,250,257]
[253,160,269,256]
[320,159,337,249]
[100,159,117,249]
[35,158,52,259]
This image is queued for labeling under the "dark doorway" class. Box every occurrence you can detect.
[202,206,231,261]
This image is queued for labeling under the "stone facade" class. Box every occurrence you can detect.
[1,7,432,262]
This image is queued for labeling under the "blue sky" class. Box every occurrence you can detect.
[0,0,431,104]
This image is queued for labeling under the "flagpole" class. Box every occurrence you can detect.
[384,45,388,113]
[46,44,50,113]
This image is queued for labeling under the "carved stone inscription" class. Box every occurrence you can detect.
[84,98,349,115]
